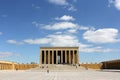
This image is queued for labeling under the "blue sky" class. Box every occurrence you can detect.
[0,0,120,63]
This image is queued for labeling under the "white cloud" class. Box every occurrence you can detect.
[67,29,77,33]
[55,15,75,21]
[31,15,119,53]
[80,47,114,53]
[32,20,95,32]
[0,52,20,58]
[48,34,79,46]
[83,28,120,43]
[32,4,40,9]
[23,32,114,53]
[0,32,3,35]
[23,38,51,44]
[32,15,94,31]
[79,26,95,31]
[48,0,77,11]
[32,21,41,27]
[114,0,120,10]
[48,0,68,6]
[108,0,120,10]
[55,32,62,34]
[7,40,17,44]
[23,33,79,46]
[68,4,77,11]
[6,40,23,45]
[23,34,78,46]
[43,22,78,30]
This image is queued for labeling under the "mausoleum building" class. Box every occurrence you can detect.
[40,47,79,65]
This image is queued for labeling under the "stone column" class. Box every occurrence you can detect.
[61,50,63,64]
[44,50,46,64]
[73,50,75,64]
[40,50,42,65]
[12,63,15,70]
[65,50,67,63]
[76,50,79,64]
[69,50,71,64]
[4,64,6,70]
[48,50,50,64]
[56,50,58,64]
[0,64,1,70]
[52,50,54,64]
[6,64,7,69]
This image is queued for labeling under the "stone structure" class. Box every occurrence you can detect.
[0,61,38,70]
[0,61,17,70]
[40,47,79,65]
[15,64,38,70]
[101,59,120,69]
[80,63,102,69]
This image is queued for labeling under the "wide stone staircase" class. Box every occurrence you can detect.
[28,64,87,72]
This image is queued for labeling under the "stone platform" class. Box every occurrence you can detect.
[0,70,120,80]
[29,64,86,71]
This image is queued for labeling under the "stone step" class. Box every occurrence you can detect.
[28,64,86,71]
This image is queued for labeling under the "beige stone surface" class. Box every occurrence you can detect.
[0,70,120,80]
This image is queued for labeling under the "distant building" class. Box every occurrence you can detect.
[0,60,38,70]
[40,47,79,65]
[0,61,17,70]
[101,59,120,69]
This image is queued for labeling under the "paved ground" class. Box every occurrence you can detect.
[0,70,119,80]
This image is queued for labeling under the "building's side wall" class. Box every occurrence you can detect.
[101,61,120,69]
[15,64,39,70]
[0,63,13,70]
[80,63,102,69]
[0,62,39,70]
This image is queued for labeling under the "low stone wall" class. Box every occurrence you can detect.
[0,61,39,70]
[0,63,14,70]
[15,64,39,70]
[80,63,102,69]
[0,61,16,70]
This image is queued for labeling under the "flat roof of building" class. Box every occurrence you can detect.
[0,60,17,64]
[101,59,120,63]
[40,47,79,49]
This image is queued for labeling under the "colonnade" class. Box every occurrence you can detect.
[15,64,39,70]
[40,47,79,65]
[0,62,39,70]
[0,63,15,70]
[102,61,120,69]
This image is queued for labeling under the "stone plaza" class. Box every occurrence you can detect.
[0,70,120,80]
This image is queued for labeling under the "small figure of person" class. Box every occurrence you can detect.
[16,68,18,71]
[85,66,88,70]
[76,65,77,68]
[76,64,77,68]
[47,69,49,73]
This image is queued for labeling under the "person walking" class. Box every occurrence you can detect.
[47,69,49,73]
